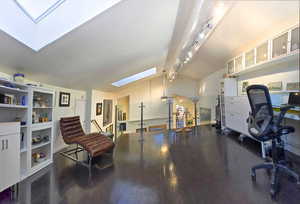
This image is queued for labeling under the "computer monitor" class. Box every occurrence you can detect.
[288,92,300,106]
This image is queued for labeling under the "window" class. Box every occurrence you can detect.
[15,0,65,23]
[112,68,157,87]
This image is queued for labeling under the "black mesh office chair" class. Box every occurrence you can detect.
[246,85,300,198]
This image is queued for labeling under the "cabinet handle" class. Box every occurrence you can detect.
[6,139,8,149]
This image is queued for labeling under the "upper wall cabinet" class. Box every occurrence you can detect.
[272,32,288,58]
[245,49,255,68]
[226,24,299,76]
[234,56,243,72]
[256,42,269,63]
[227,60,234,75]
[291,27,299,52]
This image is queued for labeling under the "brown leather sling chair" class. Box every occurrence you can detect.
[60,116,114,170]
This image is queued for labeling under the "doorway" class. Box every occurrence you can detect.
[172,95,195,129]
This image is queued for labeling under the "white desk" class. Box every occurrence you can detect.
[224,96,300,157]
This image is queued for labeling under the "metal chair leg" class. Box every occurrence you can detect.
[251,163,273,182]
[251,163,273,176]
[277,164,300,184]
[75,144,79,160]
[86,154,92,180]
[88,154,92,172]
[270,167,279,199]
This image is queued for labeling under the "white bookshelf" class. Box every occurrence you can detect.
[0,80,55,182]
[27,87,54,178]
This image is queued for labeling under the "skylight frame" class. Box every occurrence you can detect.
[112,67,157,87]
[14,0,66,23]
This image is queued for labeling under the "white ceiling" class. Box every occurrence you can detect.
[181,0,300,80]
[0,0,179,91]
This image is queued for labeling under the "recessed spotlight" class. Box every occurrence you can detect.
[214,3,225,20]
[188,51,193,58]
[199,32,205,39]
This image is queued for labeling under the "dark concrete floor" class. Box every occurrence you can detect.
[3,125,300,204]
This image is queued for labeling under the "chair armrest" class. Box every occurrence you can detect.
[277,126,295,135]
[280,105,294,112]
[275,105,295,127]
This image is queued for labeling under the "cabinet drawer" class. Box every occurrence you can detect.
[0,122,20,136]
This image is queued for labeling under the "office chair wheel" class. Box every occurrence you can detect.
[270,186,278,200]
[297,181,300,189]
[251,172,256,182]
[270,191,276,200]
[270,182,280,200]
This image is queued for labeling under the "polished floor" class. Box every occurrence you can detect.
[4,126,300,204]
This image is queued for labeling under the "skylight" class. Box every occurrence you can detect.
[112,68,157,87]
[0,0,123,50]
[15,0,66,23]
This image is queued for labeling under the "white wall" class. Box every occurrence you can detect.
[89,90,116,133]
[167,75,198,98]
[116,76,169,121]
[198,69,225,122]
[238,61,299,98]
[0,70,86,152]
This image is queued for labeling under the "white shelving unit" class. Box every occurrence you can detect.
[0,79,55,184]
[27,87,54,178]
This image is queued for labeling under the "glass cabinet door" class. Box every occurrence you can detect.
[272,32,288,58]
[256,42,268,63]
[227,60,234,74]
[245,49,255,67]
[291,27,299,52]
[235,56,243,72]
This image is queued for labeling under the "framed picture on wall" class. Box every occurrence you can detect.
[96,103,102,115]
[59,92,70,107]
